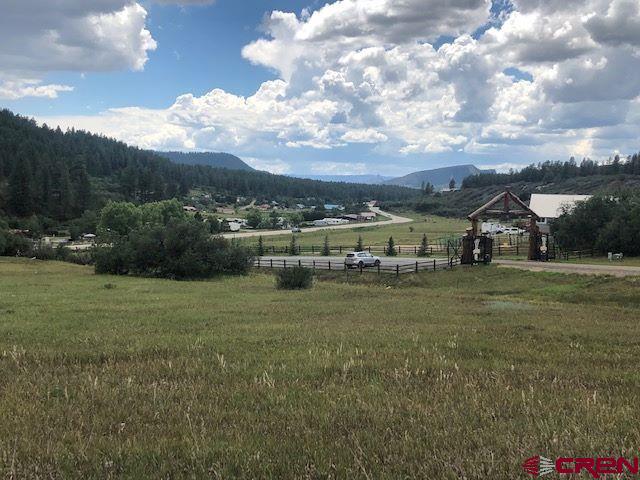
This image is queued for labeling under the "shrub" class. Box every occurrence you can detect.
[289,235,298,255]
[276,266,313,290]
[94,218,254,279]
[355,235,364,252]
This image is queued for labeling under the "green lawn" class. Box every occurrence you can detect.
[251,213,468,249]
[1,258,640,478]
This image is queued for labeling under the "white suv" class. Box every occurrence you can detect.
[344,251,381,268]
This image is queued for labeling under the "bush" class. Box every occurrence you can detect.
[276,266,314,290]
[94,218,254,279]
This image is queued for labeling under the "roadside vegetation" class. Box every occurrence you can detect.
[2,259,640,478]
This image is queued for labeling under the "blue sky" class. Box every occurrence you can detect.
[1,0,639,176]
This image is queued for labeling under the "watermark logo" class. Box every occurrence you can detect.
[523,456,554,477]
[522,455,640,478]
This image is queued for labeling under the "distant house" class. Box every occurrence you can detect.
[295,204,306,210]
[314,217,349,226]
[257,204,271,211]
[341,214,360,222]
[227,222,242,232]
[529,194,592,233]
[183,206,198,212]
[360,212,376,221]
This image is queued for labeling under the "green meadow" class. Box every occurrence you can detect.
[1,258,640,478]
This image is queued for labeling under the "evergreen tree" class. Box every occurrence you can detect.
[386,236,397,256]
[448,178,456,190]
[70,156,91,216]
[322,235,330,256]
[355,235,364,252]
[257,235,265,256]
[8,156,33,217]
[417,233,429,257]
[289,235,298,256]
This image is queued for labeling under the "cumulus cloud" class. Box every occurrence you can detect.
[0,0,156,99]
[37,0,640,164]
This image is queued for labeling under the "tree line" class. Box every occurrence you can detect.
[0,109,418,223]
[462,155,640,189]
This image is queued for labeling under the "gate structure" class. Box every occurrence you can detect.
[465,188,543,264]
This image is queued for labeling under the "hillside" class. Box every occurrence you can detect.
[385,164,494,189]
[0,109,419,223]
[381,174,640,218]
[156,151,254,171]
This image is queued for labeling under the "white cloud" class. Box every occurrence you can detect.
[243,157,291,174]
[0,1,156,99]
[0,79,74,100]
[35,0,640,166]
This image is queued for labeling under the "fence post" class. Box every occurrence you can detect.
[328,261,331,271]
[433,259,436,271]
[498,244,502,256]
[377,263,380,275]
[399,246,401,254]
[313,260,316,271]
[283,259,287,269]
[270,259,273,268]
[339,246,342,254]
[257,258,261,268]
[415,261,418,273]
[298,259,302,267]
[414,246,417,255]
[396,264,400,278]
[368,246,371,253]
[516,244,519,256]
[359,263,363,275]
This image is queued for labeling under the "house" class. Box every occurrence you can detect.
[529,194,592,233]
[183,206,198,212]
[314,217,349,226]
[341,214,360,222]
[227,222,242,232]
[360,212,376,221]
[295,204,306,210]
[257,204,271,211]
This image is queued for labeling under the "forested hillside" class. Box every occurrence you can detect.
[156,151,254,171]
[0,110,418,223]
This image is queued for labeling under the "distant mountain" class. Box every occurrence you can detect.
[157,151,254,171]
[289,174,392,185]
[385,164,495,189]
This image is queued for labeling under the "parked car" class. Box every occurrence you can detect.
[344,251,381,268]
[502,227,525,235]
[291,227,302,233]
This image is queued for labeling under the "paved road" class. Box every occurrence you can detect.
[223,207,412,240]
[495,259,640,277]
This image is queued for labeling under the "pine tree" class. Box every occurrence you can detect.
[289,235,298,256]
[449,177,456,190]
[322,235,330,256]
[257,235,265,256]
[355,235,364,252]
[417,233,429,257]
[386,236,397,256]
[70,156,91,216]
[8,157,34,217]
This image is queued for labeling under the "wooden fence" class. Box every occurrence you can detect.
[254,257,459,277]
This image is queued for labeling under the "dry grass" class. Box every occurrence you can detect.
[1,258,640,478]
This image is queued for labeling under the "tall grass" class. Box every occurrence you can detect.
[1,258,640,478]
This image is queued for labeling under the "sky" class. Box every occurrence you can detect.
[1,0,640,176]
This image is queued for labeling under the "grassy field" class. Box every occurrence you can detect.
[247,213,468,249]
[2,259,640,478]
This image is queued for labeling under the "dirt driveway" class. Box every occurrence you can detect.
[495,259,640,277]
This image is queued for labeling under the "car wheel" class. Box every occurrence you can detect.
[374,259,380,266]
[358,261,364,268]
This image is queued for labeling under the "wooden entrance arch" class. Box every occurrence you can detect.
[464,188,541,263]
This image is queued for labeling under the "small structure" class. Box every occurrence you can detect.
[360,212,376,221]
[529,194,592,233]
[183,206,198,212]
[466,189,541,263]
